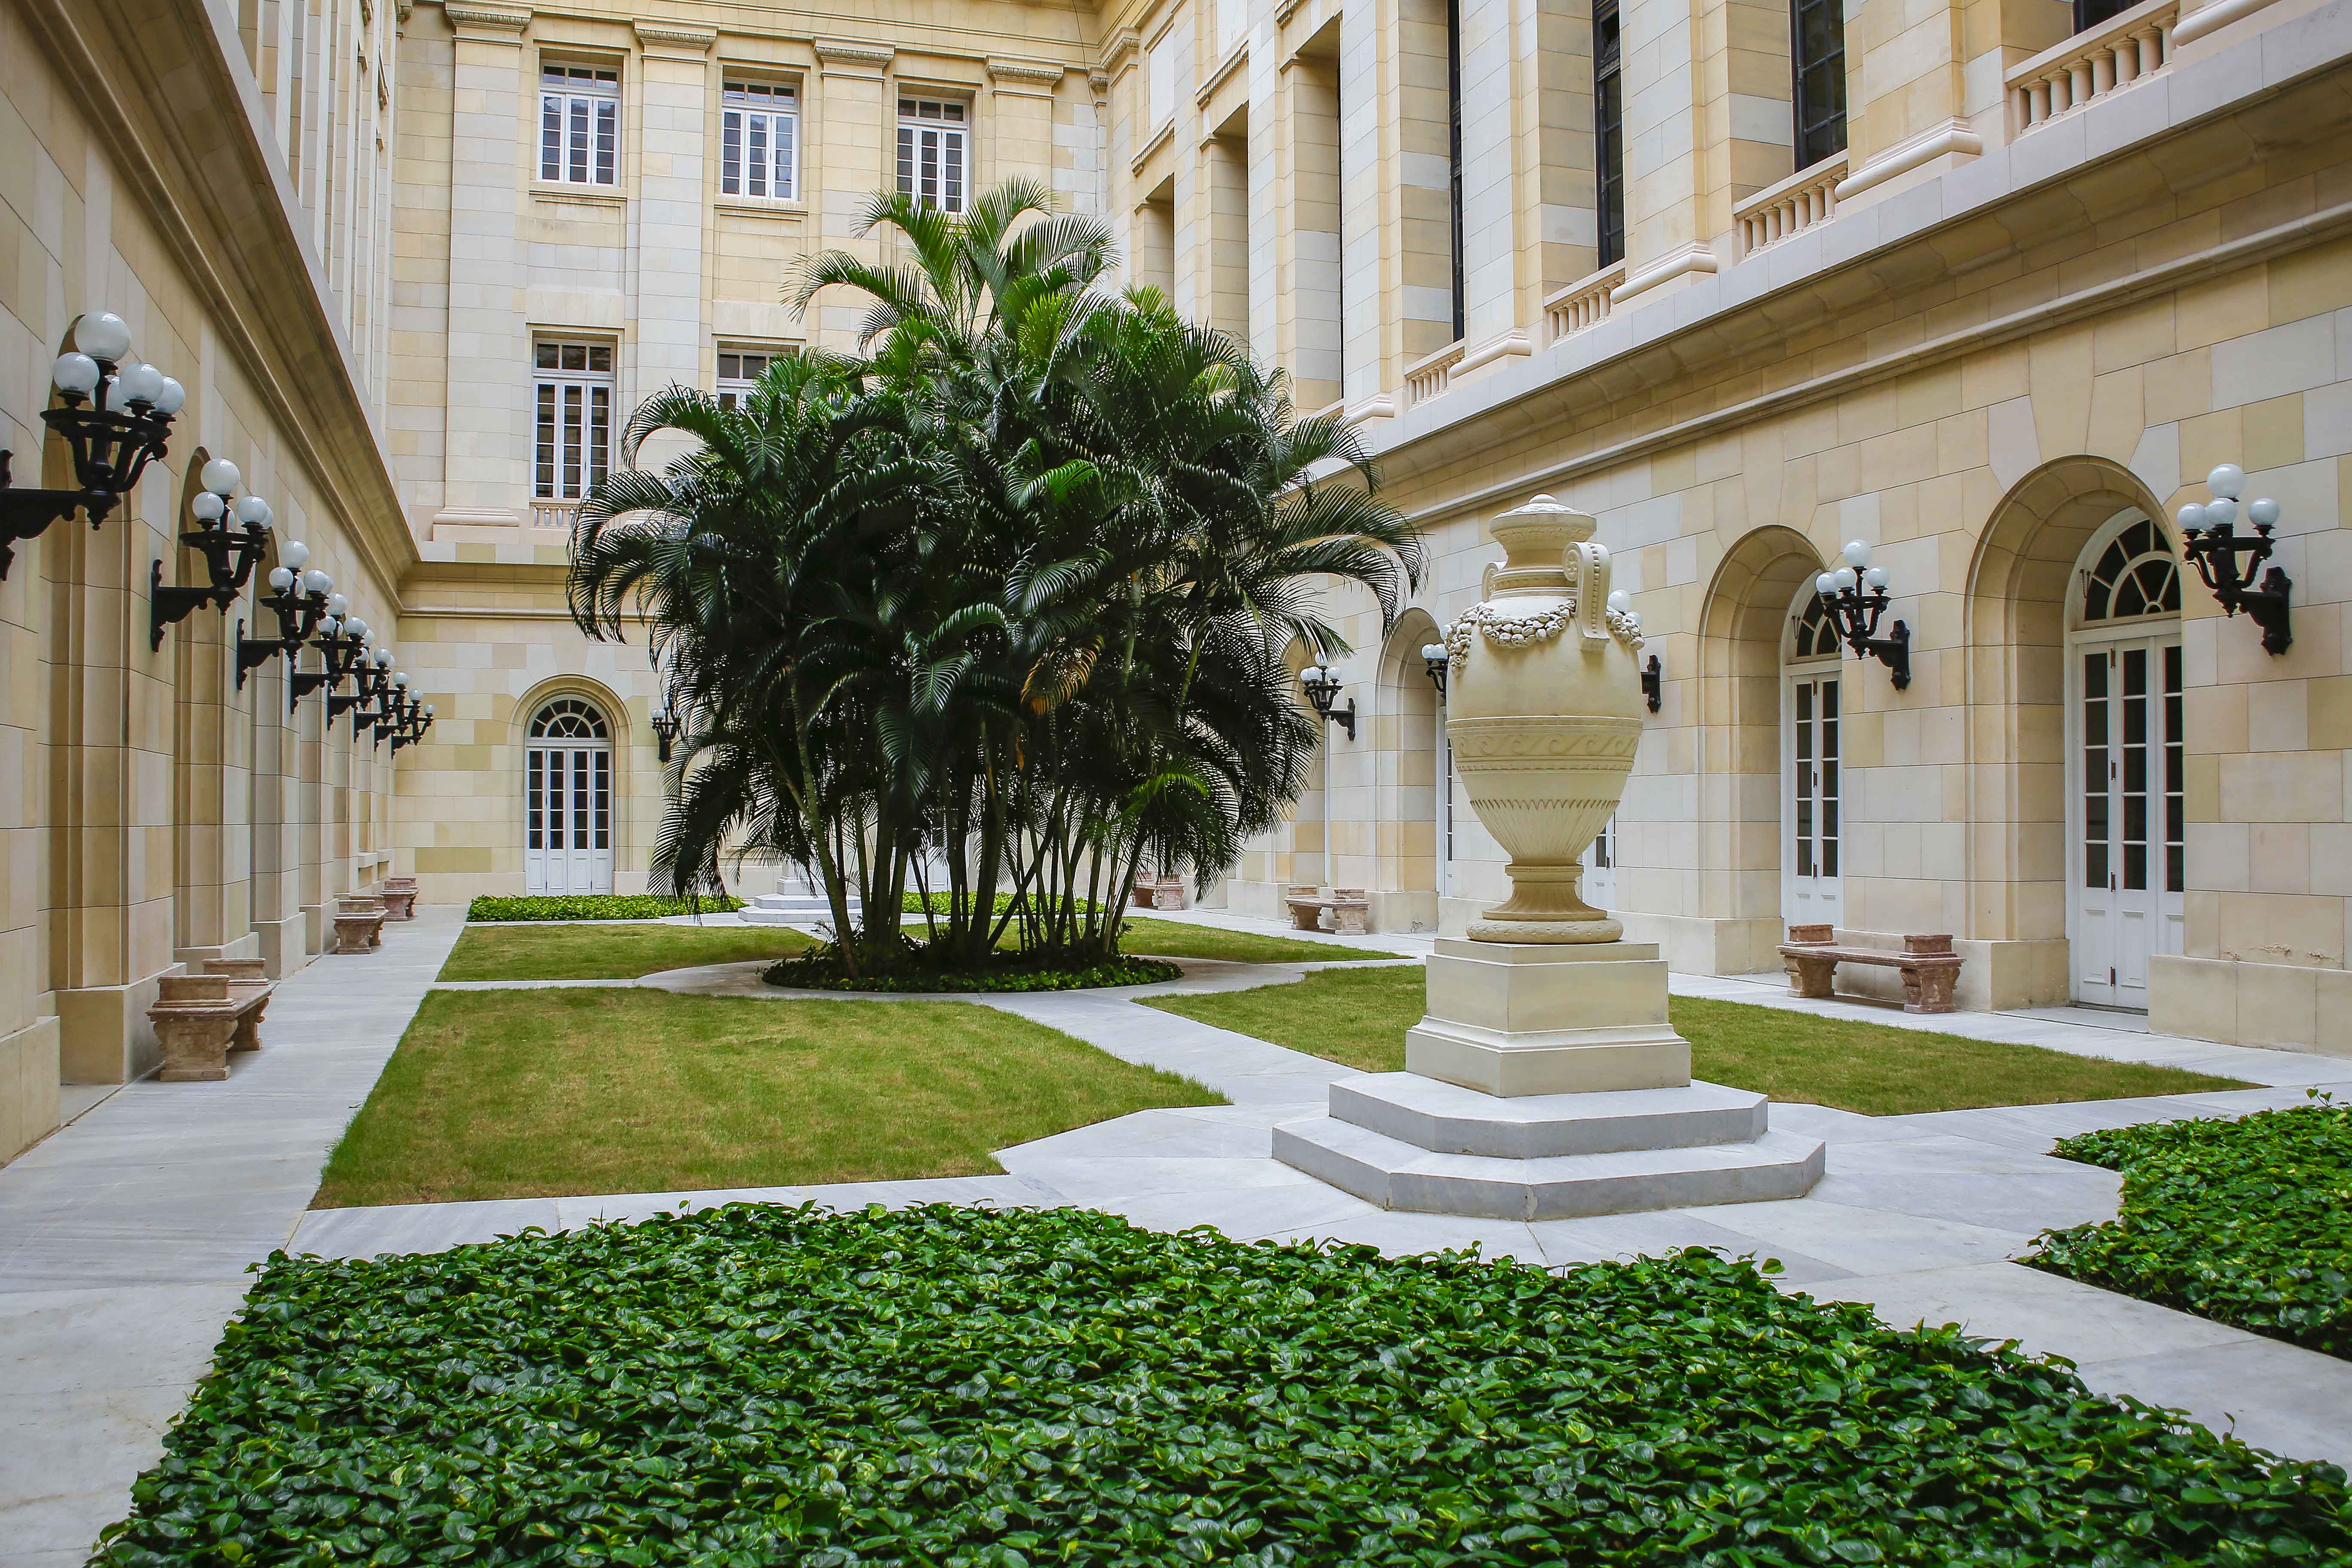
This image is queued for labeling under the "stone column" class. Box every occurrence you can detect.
[1612,0,1712,307]
[630,23,716,474]
[1276,31,1344,414]
[806,39,894,355]
[985,57,1065,190]
[434,3,531,526]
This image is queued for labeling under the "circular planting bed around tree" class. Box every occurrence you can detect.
[760,950,1183,994]
[99,1206,2348,1567]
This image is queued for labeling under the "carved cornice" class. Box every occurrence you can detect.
[441,2,529,33]
[813,37,894,71]
[987,56,1066,89]
[1097,26,1141,79]
[632,20,716,52]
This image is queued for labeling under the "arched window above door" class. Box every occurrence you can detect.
[2081,516,2180,624]
[1790,591,1841,660]
[530,697,608,739]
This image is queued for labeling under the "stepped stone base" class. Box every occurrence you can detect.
[1274,935,1824,1219]
[739,883,860,925]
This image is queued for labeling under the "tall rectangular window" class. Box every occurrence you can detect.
[540,63,619,187]
[720,80,797,201]
[896,98,968,213]
[533,340,613,500]
[1594,0,1624,267]
[1791,0,1847,168]
[1148,35,1176,128]
[716,348,775,410]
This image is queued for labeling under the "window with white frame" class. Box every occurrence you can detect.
[716,348,777,409]
[720,80,798,201]
[896,97,968,213]
[534,340,613,500]
[540,63,619,186]
[1148,35,1176,129]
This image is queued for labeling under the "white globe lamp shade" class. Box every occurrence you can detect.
[1841,539,1872,570]
[152,377,186,416]
[73,311,132,362]
[423,704,435,719]
[235,496,271,528]
[326,593,349,618]
[1815,572,1838,597]
[2248,496,2281,528]
[282,540,310,570]
[346,618,369,642]
[319,616,342,638]
[190,491,227,523]
[2177,503,2206,532]
[267,566,294,592]
[201,457,240,495]
[393,672,408,689]
[2207,463,2244,499]
[2204,496,2238,529]
[1863,565,1890,591]
[1605,589,1632,616]
[116,360,165,405]
[375,647,394,668]
[50,352,100,397]
[302,568,332,596]
[1832,566,1858,593]
[1420,643,1446,662]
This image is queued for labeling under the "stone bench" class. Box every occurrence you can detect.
[332,894,387,955]
[1285,884,1371,936]
[1777,926,1963,1014]
[147,973,268,1082]
[381,876,418,921]
[202,957,272,1054]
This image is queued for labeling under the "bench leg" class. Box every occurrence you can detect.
[231,1001,266,1054]
[1288,907,1319,931]
[1904,964,1958,1014]
[155,1015,236,1082]
[1332,906,1368,935]
[1786,954,1838,1000]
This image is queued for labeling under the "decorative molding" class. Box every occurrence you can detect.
[1458,328,1532,377]
[2173,0,2278,45]
[1610,241,1715,306]
[1130,118,1174,176]
[712,199,807,223]
[1274,0,1308,25]
[987,55,1066,89]
[1097,26,1141,79]
[441,2,529,32]
[632,20,716,53]
[1834,118,1983,201]
[1345,392,1399,424]
[1195,42,1247,105]
[813,37,894,71]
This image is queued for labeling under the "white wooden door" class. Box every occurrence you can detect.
[1582,812,1617,910]
[1783,670,1844,927]
[2071,636,2183,1007]
[525,741,614,895]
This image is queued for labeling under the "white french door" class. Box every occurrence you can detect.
[1783,668,1844,927]
[2070,634,2183,1008]
[1583,812,1618,910]
[525,741,614,895]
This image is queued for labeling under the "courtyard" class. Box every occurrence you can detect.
[6,903,2350,1563]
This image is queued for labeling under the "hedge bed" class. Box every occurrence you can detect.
[99,1206,2347,1567]
[762,950,1182,993]
[2025,1096,2352,1360]
[467,894,743,922]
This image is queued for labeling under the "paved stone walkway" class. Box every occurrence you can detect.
[9,906,2352,1563]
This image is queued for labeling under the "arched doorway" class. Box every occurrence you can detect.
[525,697,615,894]
[2065,510,2182,1008]
[1782,588,1844,928]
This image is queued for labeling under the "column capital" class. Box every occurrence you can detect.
[442,1,529,43]
[987,56,1066,97]
[633,20,717,60]
[814,37,894,76]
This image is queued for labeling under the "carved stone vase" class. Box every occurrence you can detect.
[1443,494,1645,943]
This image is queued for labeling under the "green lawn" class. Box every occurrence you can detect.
[438,921,815,980]
[315,989,1219,1207]
[1105,916,1397,964]
[1142,966,2251,1116]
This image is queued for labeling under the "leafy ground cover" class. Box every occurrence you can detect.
[438,922,814,981]
[98,1205,2348,1567]
[2025,1096,2352,1359]
[465,894,743,922]
[1144,967,2249,1115]
[313,991,1217,1206]
[763,949,1184,994]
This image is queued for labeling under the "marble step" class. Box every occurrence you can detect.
[739,889,860,925]
[1329,1074,1769,1159]
[1271,1116,1825,1221]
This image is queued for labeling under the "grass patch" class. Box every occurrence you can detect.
[466,894,744,922]
[313,989,1218,1207]
[1111,916,1397,964]
[1143,966,2251,1115]
[439,922,815,981]
[2025,1096,2352,1359]
[98,1206,2349,1567]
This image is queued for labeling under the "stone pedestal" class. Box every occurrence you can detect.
[1407,939,1687,1095]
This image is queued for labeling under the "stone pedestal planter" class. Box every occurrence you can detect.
[333,895,387,955]
[381,876,418,921]
[1276,496,1824,1218]
[148,975,239,1083]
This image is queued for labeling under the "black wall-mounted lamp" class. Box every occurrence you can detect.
[1812,540,1911,690]
[652,695,683,762]
[313,610,374,709]
[2,312,184,577]
[1420,642,1449,701]
[1641,654,1662,713]
[1301,663,1356,740]
[235,541,332,695]
[338,646,395,733]
[2179,463,2292,655]
[152,457,272,649]
[391,700,435,753]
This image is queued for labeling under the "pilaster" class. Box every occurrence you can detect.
[631,21,715,473]
[436,2,531,526]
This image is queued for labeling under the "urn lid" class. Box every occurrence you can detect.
[1492,494,1597,567]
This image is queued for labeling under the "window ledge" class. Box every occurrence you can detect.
[531,183,626,208]
[1130,119,1174,175]
[714,199,807,220]
[1194,41,1247,106]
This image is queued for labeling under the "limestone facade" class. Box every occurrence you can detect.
[6,0,2352,1165]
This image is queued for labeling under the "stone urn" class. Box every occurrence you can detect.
[1441,494,1645,943]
